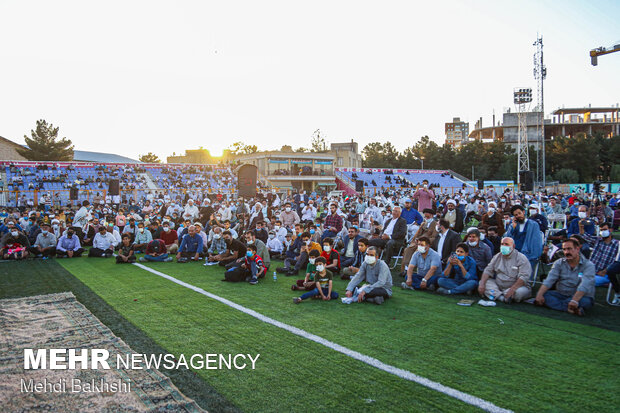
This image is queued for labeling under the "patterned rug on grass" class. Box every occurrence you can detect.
[0,292,205,412]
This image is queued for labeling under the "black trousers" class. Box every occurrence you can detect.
[57,248,84,257]
[88,248,113,257]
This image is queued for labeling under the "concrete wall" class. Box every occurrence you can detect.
[0,137,27,161]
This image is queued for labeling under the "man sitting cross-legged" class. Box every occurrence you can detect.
[116,234,137,264]
[176,225,203,263]
[402,236,442,291]
[141,238,173,262]
[436,242,478,295]
[345,246,393,305]
[291,249,321,291]
[276,231,322,276]
[88,226,117,258]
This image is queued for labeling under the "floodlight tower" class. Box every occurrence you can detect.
[514,88,532,187]
[533,35,547,187]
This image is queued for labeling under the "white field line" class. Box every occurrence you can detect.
[133,263,512,413]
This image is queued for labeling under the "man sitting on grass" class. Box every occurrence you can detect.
[88,226,117,258]
[56,229,84,258]
[133,221,153,253]
[436,243,478,295]
[403,236,442,291]
[341,238,369,280]
[176,225,203,263]
[478,237,532,303]
[141,238,173,262]
[535,239,595,316]
[293,257,339,303]
[116,234,137,264]
[321,237,341,274]
[276,231,322,276]
[291,249,320,291]
[1,222,30,260]
[345,246,393,305]
[29,222,57,258]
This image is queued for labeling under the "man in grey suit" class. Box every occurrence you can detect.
[369,206,408,265]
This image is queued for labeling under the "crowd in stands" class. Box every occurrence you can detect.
[1,170,619,313]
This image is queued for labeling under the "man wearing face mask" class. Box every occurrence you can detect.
[122,218,139,242]
[430,219,462,267]
[369,206,407,265]
[215,230,246,267]
[442,200,464,233]
[346,246,392,304]
[535,239,595,315]
[1,223,30,260]
[478,237,532,303]
[266,230,284,259]
[567,205,595,238]
[280,202,300,230]
[527,204,548,234]
[481,201,504,236]
[29,222,57,258]
[413,180,435,212]
[277,232,322,276]
[403,236,442,291]
[579,222,619,287]
[56,228,84,258]
[464,228,493,276]
[505,205,543,272]
[159,221,179,254]
[88,226,118,257]
[245,230,270,271]
[205,226,226,262]
[133,222,153,253]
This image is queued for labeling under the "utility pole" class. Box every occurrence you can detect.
[533,35,547,187]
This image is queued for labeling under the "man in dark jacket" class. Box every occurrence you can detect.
[431,219,461,266]
[442,199,464,234]
[340,226,362,268]
[369,206,407,264]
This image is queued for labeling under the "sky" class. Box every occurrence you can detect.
[0,0,618,161]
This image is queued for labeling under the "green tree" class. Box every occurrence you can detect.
[362,142,399,168]
[554,168,579,183]
[310,129,327,152]
[139,152,161,163]
[17,119,74,161]
[609,164,620,182]
[228,141,258,155]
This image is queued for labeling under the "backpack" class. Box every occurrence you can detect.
[224,266,247,282]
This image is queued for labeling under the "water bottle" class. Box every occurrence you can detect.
[273,271,277,282]
[489,289,495,301]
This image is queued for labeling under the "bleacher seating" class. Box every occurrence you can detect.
[339,169,467,193]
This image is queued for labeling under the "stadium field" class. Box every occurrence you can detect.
[1,258,619,413]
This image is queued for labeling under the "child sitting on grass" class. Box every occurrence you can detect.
[321,237,341,274]
[291,249,320,291]
[116,234,136,264]
[293,257,339,303]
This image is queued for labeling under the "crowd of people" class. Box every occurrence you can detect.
[1,178,619,313]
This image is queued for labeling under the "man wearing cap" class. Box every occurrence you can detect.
[481,201,504,236]
[183,199,200,222]
[29,222,57,258]
[505,205,543,271]
[442,200,464,233]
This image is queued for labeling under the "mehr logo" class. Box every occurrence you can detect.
[24,349,110,369]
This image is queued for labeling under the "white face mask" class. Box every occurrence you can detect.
[323,246,331,252]
[600,230,610,238]
[52,224,59,229]
[268,234,275,239]
[163,227,170,232]
[468,240,477,247]
[247,240,254,245]
[316,265,325,272]
[309,258,316,264]
[139,228,144,233]
[578,212,587,219]
[285,207,291,212]
[365,255,376,265]
[305,240,311,245]
[480,234,486,240]
[417,246,427,254]
[488,207,496,214]
[10,230,18,237]
[529,210,537,216]
[274,225,280,231]
[214,234,221,239]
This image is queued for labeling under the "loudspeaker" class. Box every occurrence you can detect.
[108,179,120,196]
[237,164,258,198]
[69,187,79,200]
[477,180,484,190]
[355,180,364,192]
[519,171,534,192]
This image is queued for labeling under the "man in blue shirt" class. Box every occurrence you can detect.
[437,242,478,295]
[567,205,595,238]
[505,205,543,272]
[403,236,442,290]
[400,198,423,225]
[177,225,203,262]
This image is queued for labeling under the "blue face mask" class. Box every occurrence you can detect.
[309,229,315,234]
[457,255,466,261]
[246,251,253,258]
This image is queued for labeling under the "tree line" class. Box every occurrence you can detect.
[361,133,620,183]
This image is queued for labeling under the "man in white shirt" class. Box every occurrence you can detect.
[71,200,91,239]
[183,199,200,222]
[266,230,284,258]
[88,226,118,257]
[300,200,317,223]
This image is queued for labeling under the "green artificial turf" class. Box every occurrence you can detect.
[3,257,620,412]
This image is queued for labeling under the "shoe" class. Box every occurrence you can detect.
[292,297,302,304]
[373,296,384,305]
[400,282,414,291]
[249,277,258,285]
[611,294,620,306]
[42,256,48,260]
[276,267,288,274]
[286,269,298,276]
[291,285,297,291]
[101,253,106,257]
[365,297,375,303]
[164,257,173,262]
[139,257,147,262]
[427,284,436,292]
[436,287,449,295]
[504,296,513,304]
[104,253,113,258]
